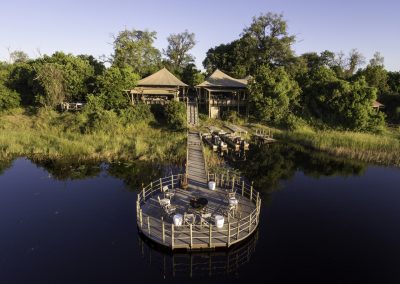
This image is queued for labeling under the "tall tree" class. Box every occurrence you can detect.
[9,50,29,64]
[239,12,295,72]
[347,49,365,76]
[249,65,300,123]
[112,29,161,77]
[35,63,65,108]
[164,30,195,72]
[369,51,385,67]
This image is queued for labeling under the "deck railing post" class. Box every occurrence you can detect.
[231,177,235,192]
[190,224,193,248]
[209,224,212,248]
[227,223,231,246]
[241,181,244,196]
[142,188,145,200]
[248,214,252,233]
[256,192,260,208]
[160,178,163,192]
[250,185,253,202]
[162,221,165,244]
[171,175,174,189]
[147,216,151,236]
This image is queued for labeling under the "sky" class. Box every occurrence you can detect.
[1,0,399,71]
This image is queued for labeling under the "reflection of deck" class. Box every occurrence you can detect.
[136,131,261,250]
[138,228,259,279]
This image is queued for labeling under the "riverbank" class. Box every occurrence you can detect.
[249,123,400,167]
[0,108,186,164]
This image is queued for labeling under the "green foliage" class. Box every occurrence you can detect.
[112,29,161,76]
[303,67,384,131]
[7,62,37,105]
[35,63,65,107]
[163,101,187,130]
[221,110,243,124]
[96,65,139,110]
[0,84,20,111]
[356,65,389,96]
[119,104,154,125]
[387,72,400,94]
[249,65,300,123]
[164,30,196,71]
[180,63,204,86]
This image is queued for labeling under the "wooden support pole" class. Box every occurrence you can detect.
[209,224,212,248]
[237,220,240,240]
[250,185,253,202]
[227,223,231,246]
[231,177,235,192]
[190,224,193,248]
[171,175,174,189]
[241,181,245,196]
[147,216,151,235]
[256,192,260,207]
[142,188,145,200]
[162,221,165,244]
[160,178,163,192]
[139,209,143,229]
[171,224,175,249]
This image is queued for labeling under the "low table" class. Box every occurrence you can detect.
[190,197,208,210]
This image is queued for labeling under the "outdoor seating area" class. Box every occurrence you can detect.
[137,173,260,250]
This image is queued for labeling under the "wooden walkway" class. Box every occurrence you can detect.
[187,131,207,189]
[187,102,198,126]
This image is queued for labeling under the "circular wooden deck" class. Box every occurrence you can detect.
[136,174,261,250]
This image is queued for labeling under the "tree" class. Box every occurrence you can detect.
[164,30,195,72]
[0,84,20,111]
[239,12,295,71]
[112,29,161,76]
[357,65,389,96]
[180,63,204,87]
[96,65,139,110]
[35,63,65,107]
[369,52,385,67]
[163,101,186,130]
[303,67,384,131]
[346,49,365,76]
[9,50,29,63]
[248,65,301,123]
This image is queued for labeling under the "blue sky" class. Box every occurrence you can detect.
[1,0,399,71]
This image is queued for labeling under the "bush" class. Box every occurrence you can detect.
[164,101,186,130]
[119,104,154,125]
[221,110,242,124]
[0,85,20,111]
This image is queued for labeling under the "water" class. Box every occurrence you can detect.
[1,145,400,283]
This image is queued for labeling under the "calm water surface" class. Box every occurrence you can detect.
[1,145,400,283]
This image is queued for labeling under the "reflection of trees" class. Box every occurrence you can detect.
[0,157,14,175]
[29,157,102,180]
[235,143,366,193]
[107,161,163,191]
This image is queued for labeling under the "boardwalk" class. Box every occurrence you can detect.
[187,102,198,126]
[187,131,207,188]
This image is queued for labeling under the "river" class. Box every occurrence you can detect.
[1,144,400,283]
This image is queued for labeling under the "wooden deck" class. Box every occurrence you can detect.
[136,131,261,250]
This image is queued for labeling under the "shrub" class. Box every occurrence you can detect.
[0,85,20,111]
[164,101,186,130]
[119,104,154,125]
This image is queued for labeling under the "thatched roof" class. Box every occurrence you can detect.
[196,69,247,88]
[137,68,188,87]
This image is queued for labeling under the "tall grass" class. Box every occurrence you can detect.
[276,126,400,166]
[0,109,186,164]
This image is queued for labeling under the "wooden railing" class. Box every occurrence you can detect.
[136,174,261,250]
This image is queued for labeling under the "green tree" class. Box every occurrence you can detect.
[35,63,65,107]
[248,65,300,123]
[164,101,186,130]
[9,50,29,63]
[164,30,196,72]
[180,63,204,87]
[0,84,20,111]
[96,65,139,110]
[112,29,161,76]
[304,67,384,131]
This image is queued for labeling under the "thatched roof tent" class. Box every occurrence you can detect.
[137,67,188,87]
[196,69,247,88]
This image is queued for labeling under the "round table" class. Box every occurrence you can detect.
[190,197,208,210]
[173,214,183,226]
[215,215,224,228]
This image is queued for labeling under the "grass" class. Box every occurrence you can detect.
[0,108,186,164]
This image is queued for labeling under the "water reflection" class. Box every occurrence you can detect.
[138,229,259,279]
[235,143,366,193]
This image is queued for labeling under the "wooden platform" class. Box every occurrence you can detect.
[136,131,261,250]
